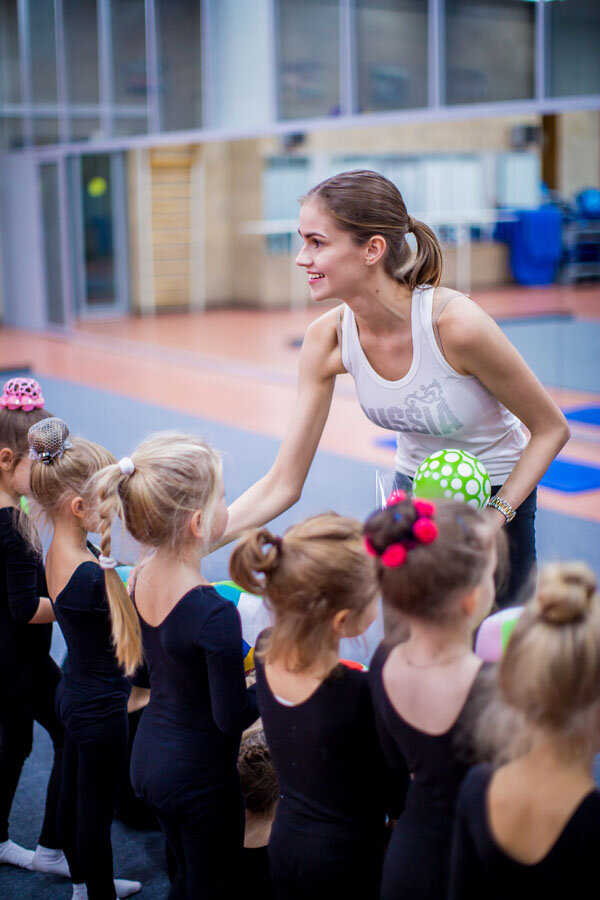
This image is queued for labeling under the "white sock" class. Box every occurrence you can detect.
[114,878,142,898]
[71,884,88,900]
[32,844,71,878]
[0,838,35,869]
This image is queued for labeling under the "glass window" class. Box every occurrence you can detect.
[64,0,100,104]
[69,118,102,142]
[111,0,147,108]
[0,0,21,104]
[30,0,58,104]
[40,164,67,326]
[0,116,24,150]
[113,115,147,136]
[546,0,600,97]
[32,117,60,146]
[356,0,428,112]
[276,0,340,119]
[80,155,116,306]
[445,0,534,104]
[156,0,202,131]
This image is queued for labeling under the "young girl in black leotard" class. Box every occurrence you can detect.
[0,378,69,877]
[29,417,141,900]
[363,494,503,900]
[89,433,257,900]
[449,562,600,899]
[230,514,403,900]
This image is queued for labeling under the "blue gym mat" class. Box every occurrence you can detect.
[564,406,600,427]
[540,458,600,493]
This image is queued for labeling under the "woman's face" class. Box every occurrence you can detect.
[295,199,367,302]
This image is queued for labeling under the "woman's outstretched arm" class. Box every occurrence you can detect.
[217,307,345,547]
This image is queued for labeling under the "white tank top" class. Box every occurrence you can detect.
[340,286,527,483]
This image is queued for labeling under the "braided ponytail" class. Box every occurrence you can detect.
[88,464,142,676]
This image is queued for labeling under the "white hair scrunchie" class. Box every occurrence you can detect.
[98,555,118,570]
[118,457,135,476]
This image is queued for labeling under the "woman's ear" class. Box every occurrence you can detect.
[190,509,204,540]
[71,496,85,519]
[0,447,15,471]
[364,234,387,267]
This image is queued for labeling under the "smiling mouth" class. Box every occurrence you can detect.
[308,273,325,280]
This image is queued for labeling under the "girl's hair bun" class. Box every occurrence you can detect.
[537,562,596,626]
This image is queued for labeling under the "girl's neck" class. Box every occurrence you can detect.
[50,513,89,555]
[0,489,17,509]
[149,544,206,583]
[518,732,596,781]
[402,614,474,664]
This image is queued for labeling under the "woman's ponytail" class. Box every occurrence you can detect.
[405,218,443,290]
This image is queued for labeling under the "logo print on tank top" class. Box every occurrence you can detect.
[362,378,463,436]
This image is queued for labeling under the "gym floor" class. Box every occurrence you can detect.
[0,282,599,897]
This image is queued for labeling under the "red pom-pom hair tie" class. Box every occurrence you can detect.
[363,536,378,558]
[413,499,436,518]
[386,489,407,507]
[380,543,407,568]
[412,517,438,544]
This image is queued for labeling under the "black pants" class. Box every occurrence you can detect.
[0,658,63,846]
[268,821,384,900]
[149,780,244,900]
[491,485,537,608]
[380,818,450,900]
[58,711,128,900]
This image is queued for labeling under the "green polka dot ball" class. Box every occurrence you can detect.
[413,449,491,510]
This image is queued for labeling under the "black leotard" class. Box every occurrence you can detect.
[449,763,600,899]
[255,633,403,899]
[52,560,130,899]
[0,507,51,682]
[130,584,258,899]
[0,507,63,848]
[369,641,489,900]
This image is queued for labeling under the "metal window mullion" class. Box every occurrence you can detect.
[428,0,443,109]
[54,0,69,142]
[339,0,356,116]
[97,0,114,137]
[144,0,160,132]
[200,0,215,128]
[535,0,546,102]
[17,0,33,144]
[265,0,278,124]
[111,151,130,312]
[57,156,76,329]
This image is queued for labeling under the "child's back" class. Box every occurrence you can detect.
[231,514,398,900]
[450,562,600,900]
[363,494,499,900]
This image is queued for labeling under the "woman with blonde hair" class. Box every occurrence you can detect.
[222,169,569,607]
[89,432,257,900]
[28,417,142,900]
[230,513,400,899]
[449,562,600,899]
